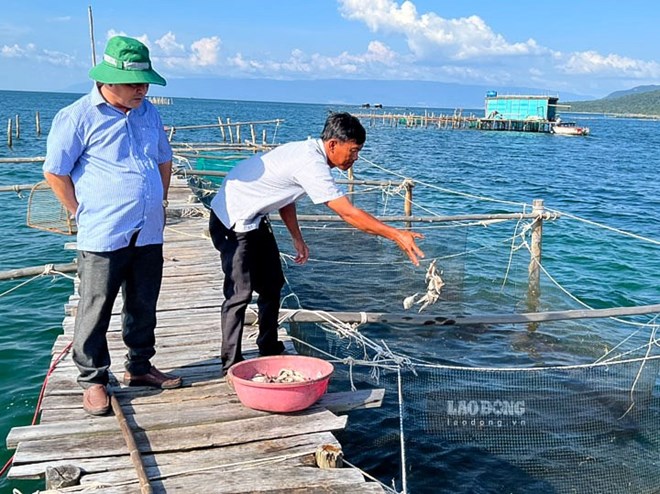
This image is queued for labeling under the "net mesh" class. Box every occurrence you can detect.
[26,181,76,235]
[288,317,660,494]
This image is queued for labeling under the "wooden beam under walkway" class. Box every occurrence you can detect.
[5,178,386,493]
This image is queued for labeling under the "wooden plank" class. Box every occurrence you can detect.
[83,465,371,493]
[8,431,338,479]
[13,411,347,463]
[9,389,383,448]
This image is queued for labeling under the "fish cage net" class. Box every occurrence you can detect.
[26,181,76,235]
[288,317,660,494]
[273,193,660,493]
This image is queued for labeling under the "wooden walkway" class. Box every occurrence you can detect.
[5,179,386,493]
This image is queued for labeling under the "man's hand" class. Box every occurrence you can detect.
[392,229,425,266]
[292,237,309,264]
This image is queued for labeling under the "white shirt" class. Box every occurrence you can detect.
[210,138,344,232]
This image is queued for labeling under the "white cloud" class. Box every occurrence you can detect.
[190,36,220,67]
[105,30,150,48]
[0,42,77,67]
[226,41,399,79]
[155,32,185,55]
[338,0,545,60]
[335,0,660,94]
[559,51,660,78]
[1,43,30,57]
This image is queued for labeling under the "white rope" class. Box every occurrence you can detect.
[547,207,660,246]
[595,315,660,364]
[342,458,401,494]
[500,217,532,291]
[532,256,658,329]
[619,319,659,419]
[359,155,526,208]
[164,225,208,239]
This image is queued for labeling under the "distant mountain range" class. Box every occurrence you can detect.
[65,78,593,110]
[566,85,660,116]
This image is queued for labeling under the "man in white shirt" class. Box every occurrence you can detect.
[209,112,424,374]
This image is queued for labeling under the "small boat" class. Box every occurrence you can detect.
[551,121,590,136]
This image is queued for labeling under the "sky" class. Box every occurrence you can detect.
[1,0,659,100]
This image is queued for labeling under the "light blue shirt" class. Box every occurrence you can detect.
[43,86,173,252]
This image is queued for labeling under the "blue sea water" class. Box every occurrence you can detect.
[0,89,658,493]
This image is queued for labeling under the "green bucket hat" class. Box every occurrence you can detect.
[88,36,166,86]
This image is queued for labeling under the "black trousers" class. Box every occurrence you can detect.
[74,233,163,387]
[209,211,285,374]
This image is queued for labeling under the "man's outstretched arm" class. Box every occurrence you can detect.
[326,196,424,266]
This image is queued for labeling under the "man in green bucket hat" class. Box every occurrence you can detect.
[44,36,181,416]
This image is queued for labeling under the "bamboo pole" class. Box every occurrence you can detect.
[287,212,552,224]
[15,114,20,139]
[110,393,152,494]
[7,118,12,147]
[0,157,45,164]
[88,6,97,66]
[0,262,77,281]
[0,184,36,193]
[242,304,660,327]
[36,111,41,135]
[170,119,283,131]
[250,124,256,145]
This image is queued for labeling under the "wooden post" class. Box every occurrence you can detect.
[217,117,226,141]
[36,111,41,135]
[404,180,414,229]
[45,465,81,489]
[315,444,343,468]
[527,199,544,329]
[236,124,241,144]
[227,118,234,143]
[347,167,354,204]
[15,115,20,139]
[250,124,256,145]
[262,128,267,145]
[7,118,12,147]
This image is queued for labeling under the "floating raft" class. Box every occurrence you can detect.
[6,179,385,493]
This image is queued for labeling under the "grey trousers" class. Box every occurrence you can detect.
[209,212,285,374]
[73,239,163,388]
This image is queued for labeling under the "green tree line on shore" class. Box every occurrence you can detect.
[566,88,660,117]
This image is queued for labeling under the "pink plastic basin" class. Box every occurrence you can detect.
[228,355,334,412]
